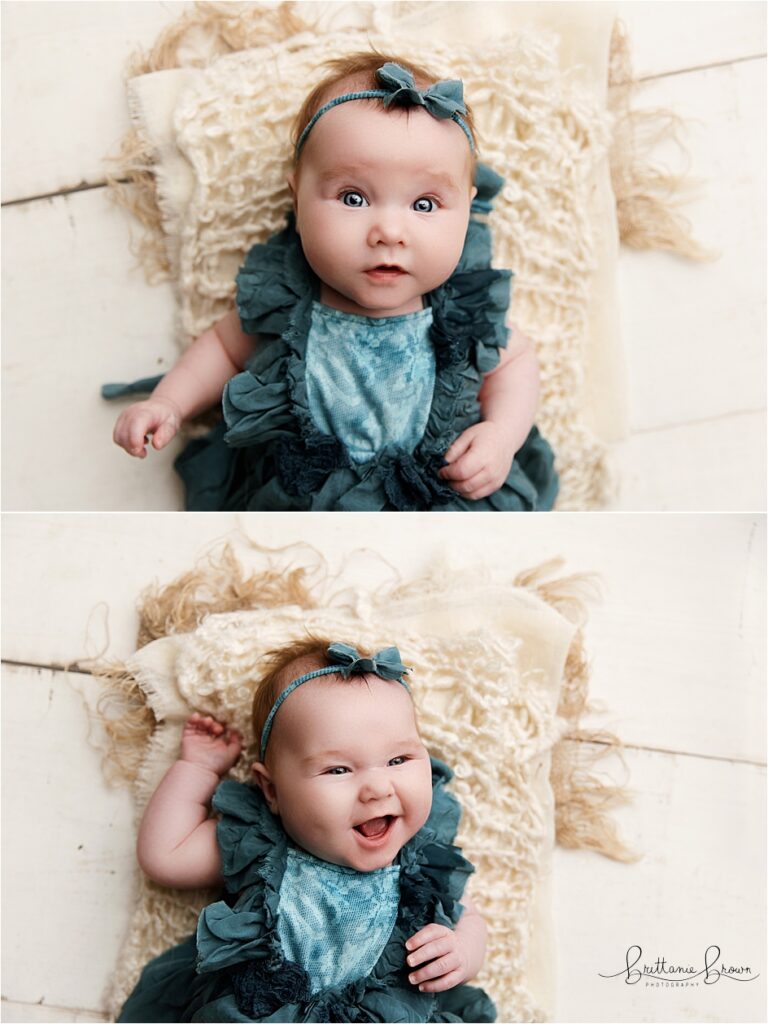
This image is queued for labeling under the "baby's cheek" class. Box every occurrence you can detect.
[415,767,434,829]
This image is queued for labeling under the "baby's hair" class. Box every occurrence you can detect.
[290,49,479,164]
[252,635,376,758]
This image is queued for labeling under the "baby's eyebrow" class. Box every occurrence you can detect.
[302,749,349,766]
[316,164,369,184]
[416,170,463,196]
[317,165,462,197]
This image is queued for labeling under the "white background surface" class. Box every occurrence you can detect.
[1,512,766,1023]
[1,0,766,511]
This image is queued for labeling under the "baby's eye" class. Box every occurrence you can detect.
[412,197,436,213]
[388,755,407,766]
[325,766,350,775]
[340,191,368,208]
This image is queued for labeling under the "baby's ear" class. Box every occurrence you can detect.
[251,761,279,813]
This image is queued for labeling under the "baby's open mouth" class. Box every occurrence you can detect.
[365,265,405,278]
[354,815,394,839]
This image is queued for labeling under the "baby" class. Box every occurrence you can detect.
[117,639,496,1023]
[110,52,557,512]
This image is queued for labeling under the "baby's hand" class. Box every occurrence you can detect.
[180,714,243,776]
[405,924,470,993]
[439,421,515,500]
[113,397,182,458]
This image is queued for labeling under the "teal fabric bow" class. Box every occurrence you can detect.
[295,63,474,155]
[376,62,467,120]
[259,642,411,759]
[326,642,410,681]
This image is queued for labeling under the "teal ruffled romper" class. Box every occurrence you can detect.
[117,759,496,1023]
[171,164,558,511]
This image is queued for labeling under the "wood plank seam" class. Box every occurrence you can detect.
[564,739,766,769]
[637,52,766,82]
[1,181,113,209]
[626,407,766,436]
[0,999,106,1018]
[2,658,95,675]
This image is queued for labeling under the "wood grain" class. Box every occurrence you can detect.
[553,745,766,1022]
[1,188,185,512]
[616,59,766,432]
[1,0,196,203]
[2,665,136,1012]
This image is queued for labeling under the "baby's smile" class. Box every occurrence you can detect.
[354,813,397,842]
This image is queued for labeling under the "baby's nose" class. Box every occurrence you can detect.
[368,209,406,247]
[359,771,395,800]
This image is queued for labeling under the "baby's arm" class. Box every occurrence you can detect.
[113,310,256,458]
[136,713,242,889]
[439,325,540,500]
[405,896,488,993]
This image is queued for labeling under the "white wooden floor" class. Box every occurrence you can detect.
[1,513,765,1023]
[1,1,765,511]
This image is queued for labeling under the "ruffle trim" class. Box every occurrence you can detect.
[194,759,494,1022]
[218,164,554,512]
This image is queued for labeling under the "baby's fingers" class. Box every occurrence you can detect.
[151,418,178,451]
[225,729,243,751]
[413,968,464,994]
[113,419,145,458]
[443,429,476,465]
[406,933,455,969]
[185,714,225,736]
[114,412,153,458]
[406,924,450,952]
[409,953,461,988]
[439,448,485,483]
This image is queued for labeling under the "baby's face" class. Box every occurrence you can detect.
[289,101,476,318]
[255,675,433,870]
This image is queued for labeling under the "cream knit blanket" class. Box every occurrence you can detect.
[113,1,626,509]
[94,548,630,1022]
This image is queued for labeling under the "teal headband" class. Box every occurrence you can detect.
[259,641,411,760]
[296,61,475,156]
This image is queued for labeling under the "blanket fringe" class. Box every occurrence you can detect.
[608,19,714,261]
[134,541,321,648]
[89,663,155,787]
[514,558,635,861]
[551,737,637,862]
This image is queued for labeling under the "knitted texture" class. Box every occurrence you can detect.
[105,601,568,1021]
[153,29,611,508]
